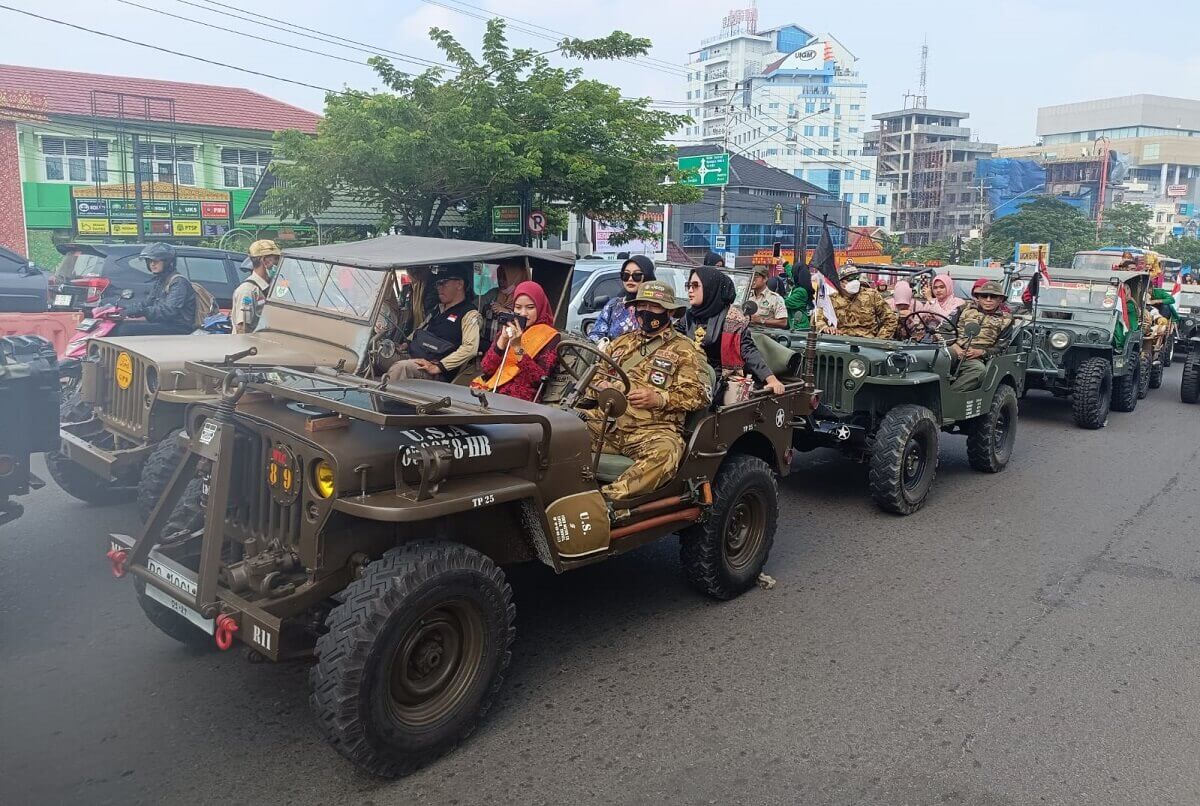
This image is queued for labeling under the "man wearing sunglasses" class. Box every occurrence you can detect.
[589,255,656,343]
[947,281,1014,392]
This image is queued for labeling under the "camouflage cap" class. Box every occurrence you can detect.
[633,280,686,310]
[973,280,1005,297]
[837,263,860,280]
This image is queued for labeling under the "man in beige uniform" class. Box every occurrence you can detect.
[231,239,282,334]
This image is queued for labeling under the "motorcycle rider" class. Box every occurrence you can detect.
[232,240,282,334]
[115,243,198,336]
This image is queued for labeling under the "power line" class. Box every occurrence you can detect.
[0,4,349,95]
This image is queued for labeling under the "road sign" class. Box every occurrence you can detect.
[678,153,730,187]
[1167,184,1189,198]
[527,210,548,235]
[492,205,522,236]
[714,234,727,250]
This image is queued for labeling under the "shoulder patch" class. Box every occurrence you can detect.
[652,357,675,371]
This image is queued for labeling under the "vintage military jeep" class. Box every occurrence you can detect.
[1172,287,1200,361]
[1014,268,1153,428]
[770,266,1028,515]
[1181,333,1200,404]
[0,335,59,526]
[104,268,819,777]
[50,237,575,520]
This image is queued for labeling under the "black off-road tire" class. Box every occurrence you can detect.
[1163,336,1174,367]
[679,455,777,600]
[1182,351,1200,404]
[311,542,515,779]
[1137,354,1152,399]
[1111,357,1139,413]
[967,384,1018,473]
[868,405,939,516]
[137,429,186,521]
[46,387,134,504]
[1148,359,1164,390]
[1071,357,1112,429]
[133,477,212,651]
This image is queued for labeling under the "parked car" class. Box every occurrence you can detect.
[0,246,48,313]
[567,261,752,335]
[49,243,247,312]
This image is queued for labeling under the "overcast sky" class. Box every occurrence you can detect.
[5,0,1198,146]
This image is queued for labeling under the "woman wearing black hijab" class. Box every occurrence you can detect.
[679,266,785,398]
[588,254,656,343]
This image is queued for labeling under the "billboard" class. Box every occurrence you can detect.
[1014,243,1049,266]
[592,207,668,260]
[70,193,232,239]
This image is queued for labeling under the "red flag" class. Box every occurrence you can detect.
[1116,283,1131,332]
[1171,280,1182,297]
[1037,248,1051,283]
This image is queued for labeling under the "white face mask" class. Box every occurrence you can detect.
[843,279,862,295]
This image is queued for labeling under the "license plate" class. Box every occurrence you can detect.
[54,293,73,307]
[78,319,97,332]
[144,584,214,634]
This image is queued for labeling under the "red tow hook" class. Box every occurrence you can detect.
[106,548,128,578]
[214,614,239,650]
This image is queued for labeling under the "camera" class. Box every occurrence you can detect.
[496,311,521,326]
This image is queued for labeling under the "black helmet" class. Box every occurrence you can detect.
[139,242,177,268]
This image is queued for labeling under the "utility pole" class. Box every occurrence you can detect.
[975,173,992,263]
[717,82,740,254]
[794,194,809,268]
[131,133,146,238]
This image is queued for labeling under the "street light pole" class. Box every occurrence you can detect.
[718,82,740,257]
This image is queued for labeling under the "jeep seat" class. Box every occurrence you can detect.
[751,330,797,377]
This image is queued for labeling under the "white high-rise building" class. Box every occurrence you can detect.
[682,15,892,231]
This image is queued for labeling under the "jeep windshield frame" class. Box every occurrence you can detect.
[267,258,386,322]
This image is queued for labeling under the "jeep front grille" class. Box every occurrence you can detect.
[95,342,147,437]
[225,432,302,546]
[814,355,845,406]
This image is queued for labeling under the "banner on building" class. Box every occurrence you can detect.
[591,207,668,260]
[70,185,233,239]
[1014,243,1049,266]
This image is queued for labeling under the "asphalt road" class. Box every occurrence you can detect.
[3,367,1199,806]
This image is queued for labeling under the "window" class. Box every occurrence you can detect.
[947,172,958,183]
[858,193,869,204]
[586,275,624,312]
[221,147,272,187]
[768,102,780,109]
[859,169,870,180]
[818,148,829,156]
[805,101,816,113]
[962,172,973,184]
[876,216,886,227]
[858,216,869,226]
[844,169,854,179]
[849,127,859,134]
[818,126,830,137]
[843,193,853,203]
[135,143,196,185]
[183,256,229,284]
[803,148,814,156]
[792,169,804,179]
[803,125,815,137]
[877,194,887,205]
[765,148,778,156]
[850,104,861,111]
[41,137,108,183]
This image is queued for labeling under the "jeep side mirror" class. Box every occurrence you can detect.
[963,322,981,339]
[120,288,135,300]
[742,300,759,317]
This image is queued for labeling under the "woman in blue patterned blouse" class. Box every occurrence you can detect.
[588,254,657,343]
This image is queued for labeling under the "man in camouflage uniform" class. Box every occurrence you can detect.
[813,264,898,338]
[586,281,712,500]
[947,280,1013,391]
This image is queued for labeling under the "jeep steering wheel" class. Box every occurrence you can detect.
[899,311,959,346]
[554,341,631,410]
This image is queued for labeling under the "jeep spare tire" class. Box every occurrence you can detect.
[869,404,939,515]
[1071,357,1112,429]
[310,542,515,778]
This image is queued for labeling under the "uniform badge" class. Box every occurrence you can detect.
[447,314,459,322]
[652,357,675,372]
[649,370,668,388]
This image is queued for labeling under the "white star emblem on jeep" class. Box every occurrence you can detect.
[834,425,851,441]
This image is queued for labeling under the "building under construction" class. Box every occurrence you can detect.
[866,108,997,244]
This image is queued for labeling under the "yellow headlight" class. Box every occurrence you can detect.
[314,460,335,498]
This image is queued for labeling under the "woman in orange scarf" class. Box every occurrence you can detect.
[472,281,560,401]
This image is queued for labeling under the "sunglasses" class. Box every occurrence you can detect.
[620,271,645,281]
[686,281,703,290]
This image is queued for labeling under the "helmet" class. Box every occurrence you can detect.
[139,242,176,264]
[633,280,686,311]
[248,239,282,258]
[837,264,860,281]
[973,280,1005,297]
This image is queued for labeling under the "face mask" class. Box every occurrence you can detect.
[843,279,862,295]
[636,308,670,334]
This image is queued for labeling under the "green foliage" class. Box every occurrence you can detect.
[1099,202,1153,248]
[268,19,700,239]
[1158,236,1200,267]
[981,196,1097,267]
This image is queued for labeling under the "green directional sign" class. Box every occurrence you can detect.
[677,153,730,187]
[492,205,522,236]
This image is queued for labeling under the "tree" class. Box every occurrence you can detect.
[1159,236,1200,268]
[981,196,1097,267]
[1099,202,1153,248]
[268,20,700,240]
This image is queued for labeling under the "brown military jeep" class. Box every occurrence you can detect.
[50,237,576,520]
[105,302,819,777]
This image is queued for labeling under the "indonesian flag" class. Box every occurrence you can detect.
[1170,280,1182,299]
[1037,248,1051,283]
[1116,283,1132,332]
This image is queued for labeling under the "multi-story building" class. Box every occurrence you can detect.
[0,64,319,267]
[866,107,997,244]
[999,94,1200,242]
[681,10,891,233]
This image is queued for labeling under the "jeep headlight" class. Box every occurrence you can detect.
[1049,331,1071,350]
[313,460,335,499]
[847,358,868,379]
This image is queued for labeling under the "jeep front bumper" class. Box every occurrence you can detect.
[59,418,151,480]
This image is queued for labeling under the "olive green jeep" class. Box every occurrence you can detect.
[103,265,820,778]
[768,266,1028,515]
[49,237,575,520]
[1181,334,1200,404]
[1013,268,1154,429]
